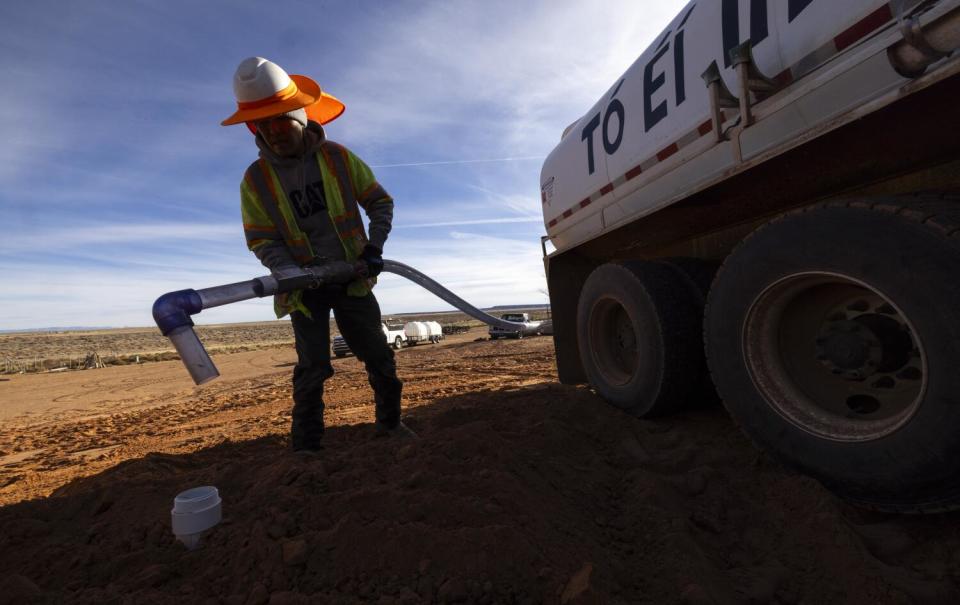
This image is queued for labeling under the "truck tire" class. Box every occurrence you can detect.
[393,336,403,350]
[577,260,706,417]
[658,257,718,305]
[658,257,721,407]
[705,200,960,512]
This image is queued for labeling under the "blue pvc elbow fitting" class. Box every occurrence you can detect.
[152,289,203,336]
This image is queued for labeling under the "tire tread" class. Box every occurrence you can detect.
[704,193,960,513]
[579,261,706,417]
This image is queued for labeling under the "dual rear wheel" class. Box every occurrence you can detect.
[576,201,960,511]
[577,259,713,417]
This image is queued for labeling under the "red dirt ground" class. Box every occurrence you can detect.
[2,329,960,604]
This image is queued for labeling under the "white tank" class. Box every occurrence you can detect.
[425,321,443,338]
[540,0,936,254]
[404,321,430,341]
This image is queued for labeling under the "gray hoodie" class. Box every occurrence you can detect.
[252,122,393,272]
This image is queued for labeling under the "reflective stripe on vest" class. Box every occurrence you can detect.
[242,142,377,315]
[320,142,369,260]
[245,160,315,265]
[357,182,390,210]
[242,222,282,248]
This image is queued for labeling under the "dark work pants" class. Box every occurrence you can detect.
[289,288,403,450]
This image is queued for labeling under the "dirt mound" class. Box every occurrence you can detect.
[3,335,960,603]
[3,383,960,604]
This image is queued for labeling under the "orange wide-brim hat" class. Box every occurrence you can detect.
[221,73,345,131]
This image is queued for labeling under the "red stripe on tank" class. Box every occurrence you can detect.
[656,143,679,162]
[835,5,892,51]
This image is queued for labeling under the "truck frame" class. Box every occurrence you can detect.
[540,0,960,511]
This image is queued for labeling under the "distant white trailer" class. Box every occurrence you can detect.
[404,321,442,345]
[425,321,444,343]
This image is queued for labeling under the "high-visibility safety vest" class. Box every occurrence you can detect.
[240,140,392,318]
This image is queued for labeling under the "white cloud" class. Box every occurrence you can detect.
[370,156,542,169]
[0,222,238,253]
[377,230,549,315]
[0,229,547,330]
[0,256,274,330]
[334,0,686,158]
[0,0,691,330]
[395,217,542,229]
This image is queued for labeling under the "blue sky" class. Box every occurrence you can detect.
[0,0,685,330]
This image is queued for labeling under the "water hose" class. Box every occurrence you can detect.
[381,260,526,332]
[153,260,530,385]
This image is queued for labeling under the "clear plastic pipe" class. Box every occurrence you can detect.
[167,325,220,385]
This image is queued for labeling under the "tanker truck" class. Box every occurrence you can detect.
[539,0,960,512]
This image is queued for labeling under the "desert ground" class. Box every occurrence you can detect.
[2,325,960,604]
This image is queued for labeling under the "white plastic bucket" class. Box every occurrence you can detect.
[171,486,222,549]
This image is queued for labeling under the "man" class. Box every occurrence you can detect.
[222,57,416,451]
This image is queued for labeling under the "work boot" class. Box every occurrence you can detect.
[291,435,324,457]
[374,420,419,439]
[292,443,324,458]
[294,448,323,460]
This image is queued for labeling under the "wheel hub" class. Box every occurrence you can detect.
[815,302,916,387]
[817,320,879,375]
[588,297,639,387]
[744,274,926,442]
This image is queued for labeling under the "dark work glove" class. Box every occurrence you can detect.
[359,244,384,277]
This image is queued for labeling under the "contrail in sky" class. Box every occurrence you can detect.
[395,217,542,228]
[371,156,543,168]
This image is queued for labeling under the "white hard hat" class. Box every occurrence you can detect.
[221,57,345,127]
